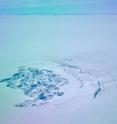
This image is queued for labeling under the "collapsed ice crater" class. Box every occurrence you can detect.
[0,62,102,107]
[0,65,69,107]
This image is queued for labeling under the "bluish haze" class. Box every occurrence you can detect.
[0,0,117,14]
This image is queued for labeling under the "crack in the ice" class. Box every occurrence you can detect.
[94,80,101,98]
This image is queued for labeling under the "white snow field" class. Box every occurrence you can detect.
[0,15,117,124]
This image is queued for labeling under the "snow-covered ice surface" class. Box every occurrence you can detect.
[0,15,117,124]
[0,57,117,124]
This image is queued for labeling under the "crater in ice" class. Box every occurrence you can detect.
[0,61,102,107]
